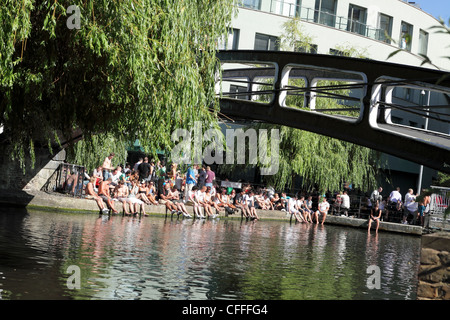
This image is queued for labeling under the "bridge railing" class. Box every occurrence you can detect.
[218,61,367,122]
[429,186,450,216]
[42,163,86,198]
[370,77,450,138]
[216,51,450,174]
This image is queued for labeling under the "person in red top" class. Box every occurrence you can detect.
[205,166,215,187]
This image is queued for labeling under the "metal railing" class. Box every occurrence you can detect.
[42,163,86,198]
[238,0,390,43]
[429,186,450,216]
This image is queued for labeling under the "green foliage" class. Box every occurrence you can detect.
[435,172,450,187]
[66,133,127,173]
[0,0,236,170]
[333,43,368,59]
[278,17,315,53]
[220,123,378,193]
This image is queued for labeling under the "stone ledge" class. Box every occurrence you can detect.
[0,190,427,236]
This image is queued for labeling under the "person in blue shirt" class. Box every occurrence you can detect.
[184,164,198,201]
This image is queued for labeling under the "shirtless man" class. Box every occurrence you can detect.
[159,183,178,213]
[85,177,108,213]
[102,152,115,181]
[114,181,133,215]
[98,178,119,214]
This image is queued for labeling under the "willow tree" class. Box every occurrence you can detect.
[0,0,236,171]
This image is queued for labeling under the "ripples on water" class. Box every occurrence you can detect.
[0,207,421,300]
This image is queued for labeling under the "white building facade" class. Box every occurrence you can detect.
[223,0,450,70]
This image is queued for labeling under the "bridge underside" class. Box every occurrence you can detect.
[217,50,450,174]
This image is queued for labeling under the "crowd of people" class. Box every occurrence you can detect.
[77,153,335,223]
[77,153,431,231]
[366,186,431,232]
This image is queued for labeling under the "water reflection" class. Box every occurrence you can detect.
[0,208,421,300]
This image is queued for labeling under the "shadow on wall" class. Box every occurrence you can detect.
[0,142,66,206]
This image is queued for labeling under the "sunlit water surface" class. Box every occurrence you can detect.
[0,207,421,300]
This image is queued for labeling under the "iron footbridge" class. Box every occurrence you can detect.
[216,50,450,174]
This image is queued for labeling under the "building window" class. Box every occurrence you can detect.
[314,0,337,27]
[254,33,279,51]
[409,120,418,128]
[378,13,393,44]
[295,43,318,54]
[391,116,403,124]
[240,0,261,10]
[400,21,413,52]
[347,4,367,36]
[218,28,240,50]
[419,29,429,56]
[329,48,345,56]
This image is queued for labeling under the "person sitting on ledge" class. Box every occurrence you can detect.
[85,177,108,214]
[313,196,329,225]
[159,182,179,214]
[114,180,134,215]
[98,178,119,214]
[368,203,382,233]
[187,186,205,219]
[144,181,158,205]
[169,186,191,218]
[126,182,148,217]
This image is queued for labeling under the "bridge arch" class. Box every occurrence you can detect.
[216,50,450,174]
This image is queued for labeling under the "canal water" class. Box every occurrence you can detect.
[0,207,421,300]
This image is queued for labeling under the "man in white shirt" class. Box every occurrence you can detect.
[370,187,383,206]
[288,196,305,223]
[314,196,330,225]
[341,191,350,216]
[243,190,259,220]
[403,188,418,224]
[389,187,402,203]
[110,166,122,185]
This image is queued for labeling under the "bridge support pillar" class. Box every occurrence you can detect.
[0,142,65,192]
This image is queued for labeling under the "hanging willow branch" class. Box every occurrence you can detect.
[0,0,237,170]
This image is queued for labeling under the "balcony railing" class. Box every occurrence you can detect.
[238,0,391,44]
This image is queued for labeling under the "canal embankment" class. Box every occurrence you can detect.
[0,189,430,236]
[417,232,450,300]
